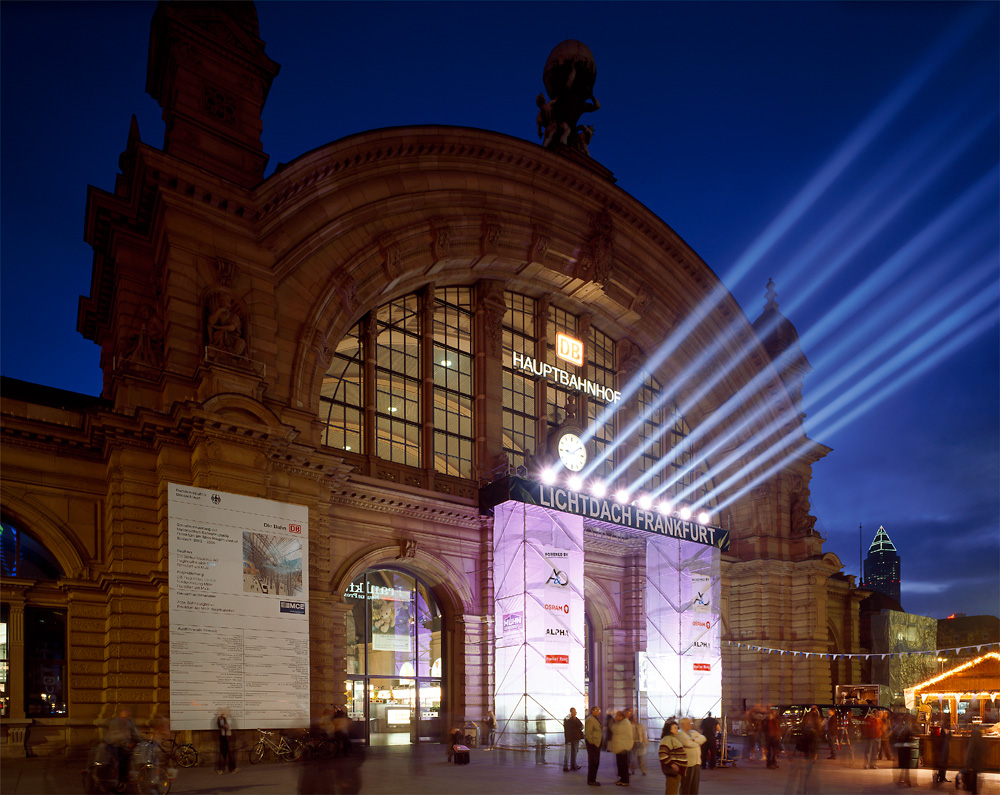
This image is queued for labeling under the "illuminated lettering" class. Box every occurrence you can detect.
[556,333,585,366]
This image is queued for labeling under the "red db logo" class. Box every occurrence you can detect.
[556,333,584,367]
[289,524,302,534]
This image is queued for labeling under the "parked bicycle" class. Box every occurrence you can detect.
[82,738,176,794]
[249,728,298,763]
[157,733,199,768]
[291,728,335,759]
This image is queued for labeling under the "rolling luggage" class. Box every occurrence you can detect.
[453,744,470,764]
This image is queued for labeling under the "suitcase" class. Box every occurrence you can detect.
[453,744,470,764]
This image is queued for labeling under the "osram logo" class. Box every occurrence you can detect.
[544,603,570,614]
[692,620,711,629]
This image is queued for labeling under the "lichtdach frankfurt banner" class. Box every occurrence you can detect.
[169,484,309,730]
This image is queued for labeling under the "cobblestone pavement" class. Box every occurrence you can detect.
[3,743,998,795]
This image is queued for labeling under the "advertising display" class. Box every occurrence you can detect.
[493,500,584,749]
[169,484,309,730]
[644,535,722,724]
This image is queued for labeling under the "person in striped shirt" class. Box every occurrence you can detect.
[658,720,688,795]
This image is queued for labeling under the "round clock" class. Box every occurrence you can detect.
[556,431,587,472]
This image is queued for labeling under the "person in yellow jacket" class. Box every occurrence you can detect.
[585,706,604,786]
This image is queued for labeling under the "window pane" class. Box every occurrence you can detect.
[25,608,66,717]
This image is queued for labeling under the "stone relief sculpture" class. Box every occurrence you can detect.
[537,40,600,155]
[120,304,165,368]
[205,291,247,357]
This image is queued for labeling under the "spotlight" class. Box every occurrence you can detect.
[568,475,583,491]
[591,482,607,498]
[657,500,672,514]
[698,511,711,525]
[614,489,630,504]
[540,468,556,485]
[679,506,692,520]
[637,494,652,510]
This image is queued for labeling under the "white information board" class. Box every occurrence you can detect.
[168,483,309,730]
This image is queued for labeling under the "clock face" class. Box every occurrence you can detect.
[557,432,587,472]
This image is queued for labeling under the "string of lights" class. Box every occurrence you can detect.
[724,640,999,660]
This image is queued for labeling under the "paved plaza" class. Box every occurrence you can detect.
[3,743,998,795]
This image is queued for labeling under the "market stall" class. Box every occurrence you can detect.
[905,651,999,772]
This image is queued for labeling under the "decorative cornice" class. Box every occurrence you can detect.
[329,481,481,530]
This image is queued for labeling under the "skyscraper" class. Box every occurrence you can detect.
[863,526,902,605]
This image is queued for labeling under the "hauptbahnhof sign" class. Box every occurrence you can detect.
[483,477,730,552]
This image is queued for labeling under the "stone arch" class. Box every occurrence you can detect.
[201,393,285,429]
[330,542,474,619]
[0,490,89,580]
[253,127,790,439]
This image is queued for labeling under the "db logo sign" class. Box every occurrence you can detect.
[289,524,302,534]
[555,333,584,367]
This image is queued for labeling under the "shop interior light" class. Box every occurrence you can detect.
[441,359,452,367]
[568,475,583,491]
[679,506,692,520]
[388,406,398,413]
[591,481,607,498]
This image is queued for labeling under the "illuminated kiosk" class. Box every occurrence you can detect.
[486,477,727,747]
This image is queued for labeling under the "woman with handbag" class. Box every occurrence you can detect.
[658,720,688,795]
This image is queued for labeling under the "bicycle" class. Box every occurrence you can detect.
[82,739,176,794]
[157,733,198,768]
[249,728,296,763]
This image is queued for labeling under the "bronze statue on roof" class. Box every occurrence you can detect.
[536,40,600,155]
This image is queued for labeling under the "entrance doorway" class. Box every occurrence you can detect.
[344,569,443,744]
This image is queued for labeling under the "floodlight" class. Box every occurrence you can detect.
[679,506,692,520]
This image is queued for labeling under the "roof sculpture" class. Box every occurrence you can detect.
[536,40,601,155]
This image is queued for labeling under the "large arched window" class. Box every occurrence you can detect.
[319,287,717,506]
[344,569,443,744]
[0,522,67,719]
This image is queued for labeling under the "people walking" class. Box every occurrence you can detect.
[585,706,603,786]
[677,717,706,794]
[628,715,648,776]
[658,720,688,795]
[893,713,915,787]
[564,707,583,771]
[609,710,634,786]
[861,709,880,768]
[934,727,950,786]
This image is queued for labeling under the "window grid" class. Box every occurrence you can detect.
[320,322,364,452]
[502,293,536,468]
[432,288,474,478]
[546,306,577,429]
[637,376,665,490]
[586,327,617,479]
[375,296,421,468]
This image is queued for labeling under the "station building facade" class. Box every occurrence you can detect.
[0,2,866,755]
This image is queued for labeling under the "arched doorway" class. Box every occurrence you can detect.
[344,568,443,745]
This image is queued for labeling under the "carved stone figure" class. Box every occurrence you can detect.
[206,291,247,356]
[121,304,165,367]
[537,40,600,155]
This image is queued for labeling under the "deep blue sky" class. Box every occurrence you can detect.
[2,2,997,621]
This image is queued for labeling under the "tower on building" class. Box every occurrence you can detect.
[862,525,901,605]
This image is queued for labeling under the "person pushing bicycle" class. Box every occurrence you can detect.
[105,708,142,791]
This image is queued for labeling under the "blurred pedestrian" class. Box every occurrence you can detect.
[893,713,914,787]
[765,708,782,769]
[485,710,496,750]
[609,710,634,786]
[965,725,984,795]
[824,709,839,759]
[861,709,880,768]
[677,717,705,794]
[699,713,719,769]
[563,707,583,771]
[628,715,648,776]
[934,727,950,786]
[585,706,603,786]
[215,708,237,774]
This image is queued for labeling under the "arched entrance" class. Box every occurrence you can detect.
[344,568,443,745]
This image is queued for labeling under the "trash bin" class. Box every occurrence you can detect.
[463,721,479,748]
